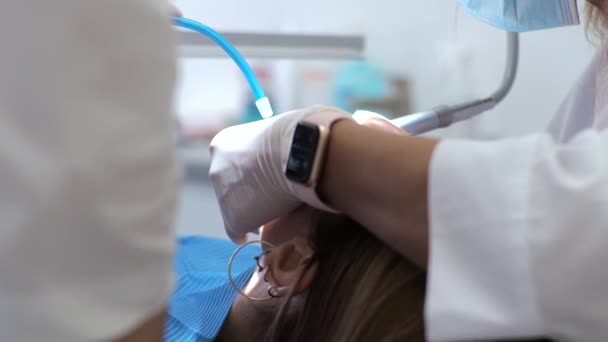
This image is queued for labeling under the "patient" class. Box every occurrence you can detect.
[167,206,549,342]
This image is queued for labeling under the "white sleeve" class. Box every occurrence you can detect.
[426,129,608,341]
[0,1,179,341]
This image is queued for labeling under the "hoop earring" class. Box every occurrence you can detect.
[268,286,280,298]
[228,240,279,302]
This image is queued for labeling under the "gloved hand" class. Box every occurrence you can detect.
[209,106,351,244]
[353,110,406,135]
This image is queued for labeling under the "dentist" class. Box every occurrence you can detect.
[210,1,608,340]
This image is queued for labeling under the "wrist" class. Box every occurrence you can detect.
[318,120,438,267]
[285,108,352,212]
[318,119,362,212]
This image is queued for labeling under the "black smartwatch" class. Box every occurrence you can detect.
[284,111,349,212]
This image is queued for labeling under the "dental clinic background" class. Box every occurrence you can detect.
[172,0,594,237]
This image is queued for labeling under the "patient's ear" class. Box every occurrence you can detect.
[265,237,317,295]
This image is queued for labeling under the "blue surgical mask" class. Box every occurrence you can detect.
[457,0,580,32]
[165,236,260,342]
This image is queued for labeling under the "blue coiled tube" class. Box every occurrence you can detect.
[174,17,274,118]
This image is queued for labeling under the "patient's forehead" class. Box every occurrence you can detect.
[261,206,319,248]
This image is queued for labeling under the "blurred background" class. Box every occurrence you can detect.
[172,0,596,238]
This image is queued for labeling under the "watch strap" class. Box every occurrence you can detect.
[291,111,351,213]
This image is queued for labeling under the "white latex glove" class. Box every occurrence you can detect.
[209,106,351,243]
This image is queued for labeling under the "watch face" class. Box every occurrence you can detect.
[285,122,320,184]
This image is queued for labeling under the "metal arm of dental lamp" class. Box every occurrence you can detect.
[391,32,520,135]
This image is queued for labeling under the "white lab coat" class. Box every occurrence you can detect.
[426,44,608,340]
[0,1,179,341]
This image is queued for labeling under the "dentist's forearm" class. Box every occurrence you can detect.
[319,120,438,268]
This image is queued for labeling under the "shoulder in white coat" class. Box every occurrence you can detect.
[426,46,608,341]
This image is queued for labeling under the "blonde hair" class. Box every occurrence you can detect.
[261,214,552,342]
[586,1,608,41]
[264,214,426,342]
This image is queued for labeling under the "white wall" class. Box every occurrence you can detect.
[172,0,596,138]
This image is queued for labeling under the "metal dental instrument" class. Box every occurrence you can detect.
[392,32,519,135]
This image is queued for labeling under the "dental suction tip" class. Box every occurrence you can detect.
[256,97,274,119]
